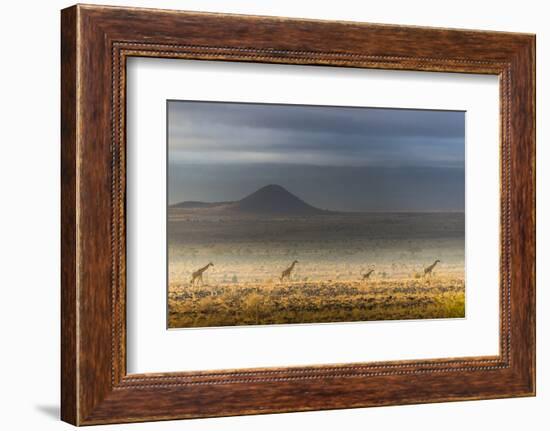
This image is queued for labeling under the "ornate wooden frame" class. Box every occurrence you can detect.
[61,4,535,425]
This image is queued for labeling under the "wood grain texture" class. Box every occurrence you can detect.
[60,5,78,425]
[60,4,535,425]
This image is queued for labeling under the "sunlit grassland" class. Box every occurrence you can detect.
[168,274,465,328]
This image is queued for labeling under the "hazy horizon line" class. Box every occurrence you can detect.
[168,206,465,214]
[168,200,465,214]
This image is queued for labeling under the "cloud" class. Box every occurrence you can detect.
[168,101,464,168]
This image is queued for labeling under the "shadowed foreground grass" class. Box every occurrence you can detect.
[168,276,465,328]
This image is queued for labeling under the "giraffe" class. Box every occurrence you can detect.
[280,260,298,282]
[362,269,375,281]
[190,262,214,286]
[423,259,440,277]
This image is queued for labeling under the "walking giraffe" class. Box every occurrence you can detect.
[423,259,440,277]
[362,269,375,281]
[280,260,298,282]
[190,262,214,286]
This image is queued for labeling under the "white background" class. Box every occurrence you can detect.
[127,59,500,373]
[0,0,547,430]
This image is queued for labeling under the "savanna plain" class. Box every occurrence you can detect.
[168,210,465,328]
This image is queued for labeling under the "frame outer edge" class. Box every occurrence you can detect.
[61,5,79,426]
[504,34,536,396]
[531,34,536,396]
[526,35,536,396]
[522,34,536,395]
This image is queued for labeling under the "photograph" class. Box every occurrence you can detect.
[167,100,466,328]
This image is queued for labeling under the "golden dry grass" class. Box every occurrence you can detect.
[168,274,464,328]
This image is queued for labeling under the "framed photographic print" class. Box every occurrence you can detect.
[61,4,535,425]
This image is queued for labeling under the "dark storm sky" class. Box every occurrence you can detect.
[168,100,465,212]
